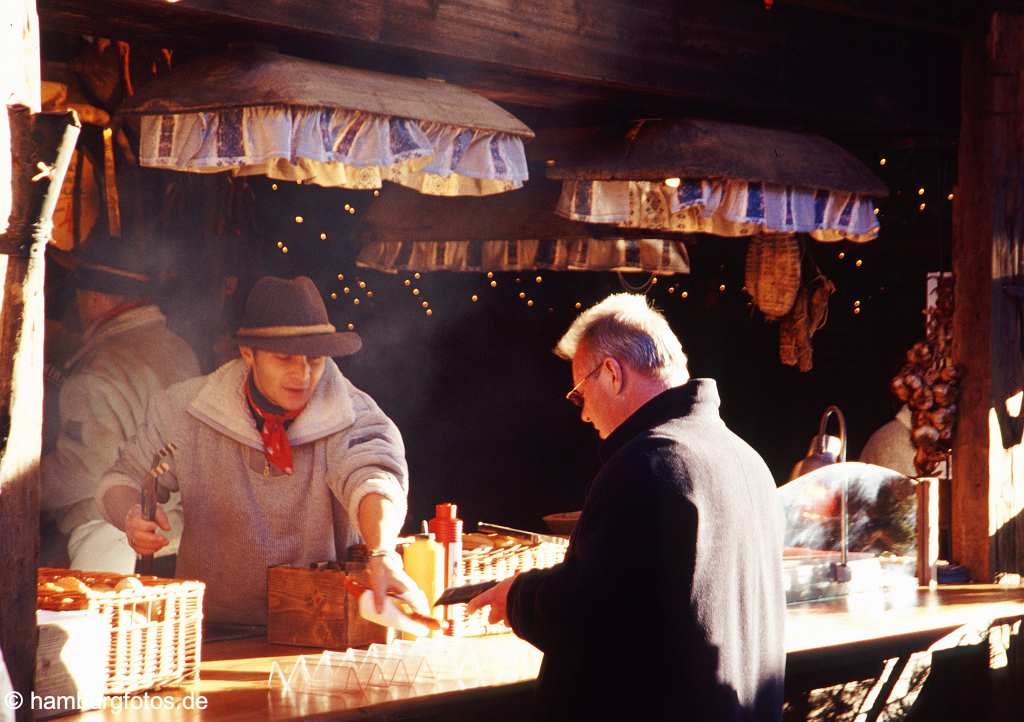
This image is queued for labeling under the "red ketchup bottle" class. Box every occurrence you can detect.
[428,503,463,635]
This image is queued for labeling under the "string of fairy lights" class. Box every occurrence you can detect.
[254,145,954,328]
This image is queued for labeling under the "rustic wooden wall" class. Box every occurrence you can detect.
[987,10,1024,579]
[953,10,1024,581]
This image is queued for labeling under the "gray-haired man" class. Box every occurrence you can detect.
[470,293,786,722]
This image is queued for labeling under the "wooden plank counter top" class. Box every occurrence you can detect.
[58,585,1024,722]
[787,584,1024,653]
[784,584,1024,692]
[63,635,544,722]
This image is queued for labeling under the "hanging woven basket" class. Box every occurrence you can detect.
[744,233,801,319]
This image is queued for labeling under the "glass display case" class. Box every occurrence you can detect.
[779,462,919,603]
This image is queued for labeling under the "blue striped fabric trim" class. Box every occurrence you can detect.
[319,108,335,153]
[450,129,473,169]
[389,119,421,158]
[677,180,704,207]
[216,108,244,159]
[813,189,830,227]
[837,195,855,227]
[158,115,175,159]
[745,182,764,221]
[359,239,690,273]
[556,179,879,241]
[337,114,367,156]
[489,136,508,176]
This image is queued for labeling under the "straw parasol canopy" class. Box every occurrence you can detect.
[120,47,533,196]
[356,181,690,274]
[548,118,888,242]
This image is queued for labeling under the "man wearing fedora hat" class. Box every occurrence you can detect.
[41,233,201,573]
[95,275,421,624]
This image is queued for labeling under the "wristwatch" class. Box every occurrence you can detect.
[367,547,400,561]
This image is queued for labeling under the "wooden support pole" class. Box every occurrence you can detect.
[917,477,940,587]
[1,4,42,718]
[952,11,1024,582]
[0,106,80,722]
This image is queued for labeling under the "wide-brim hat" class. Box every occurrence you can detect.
[235,275,362,357]
[49,232,153,297]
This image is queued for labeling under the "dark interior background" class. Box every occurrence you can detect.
[37,22,958,537]
[138,146,954,536]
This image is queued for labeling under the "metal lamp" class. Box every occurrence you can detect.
[790,405,847,477]
[790,405,851,579]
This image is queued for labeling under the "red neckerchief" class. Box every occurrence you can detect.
[86,299,148,339]
[244,376,302,475]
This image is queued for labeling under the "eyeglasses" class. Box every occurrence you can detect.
[565,362,604,407]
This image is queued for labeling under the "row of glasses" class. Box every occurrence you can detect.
[268,632,544,698]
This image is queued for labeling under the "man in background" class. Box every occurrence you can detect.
[470,293,786,722]
[859,404,917,478]
[42,233,200,572]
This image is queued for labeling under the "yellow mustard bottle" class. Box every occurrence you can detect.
[402,522,445,638]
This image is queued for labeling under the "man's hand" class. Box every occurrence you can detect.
[124,503,170,555]
[466,574,519,625]
[367,551,430,616]
[357,493,427,614]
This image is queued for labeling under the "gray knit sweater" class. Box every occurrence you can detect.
[96,359,409,624]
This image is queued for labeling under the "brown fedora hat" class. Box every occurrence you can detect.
[235,276,362,357]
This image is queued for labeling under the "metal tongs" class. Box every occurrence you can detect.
[477,521,565,545]
[138,442,177,574]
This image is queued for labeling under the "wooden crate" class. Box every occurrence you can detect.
[267,565,391,649]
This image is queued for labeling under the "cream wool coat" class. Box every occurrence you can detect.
[42,305,200,535]
[97,358,409,624]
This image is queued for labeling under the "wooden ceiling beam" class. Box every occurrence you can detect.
[37,0,961,135]
[777,0,970,36]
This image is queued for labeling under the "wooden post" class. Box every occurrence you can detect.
[0,105,80,721]
[952,11,1024,582]
[1,3,42,719]
[0,111,44,722]
[916,477,939,587]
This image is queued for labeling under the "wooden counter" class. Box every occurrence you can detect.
[59,585,1024,722]
[63,635,542,722]
[787,585,1024,653]
[785,584,1024,691]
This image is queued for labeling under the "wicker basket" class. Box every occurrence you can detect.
[37,568,204,694]
[457,539,569,636]
[744,233,801,319]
